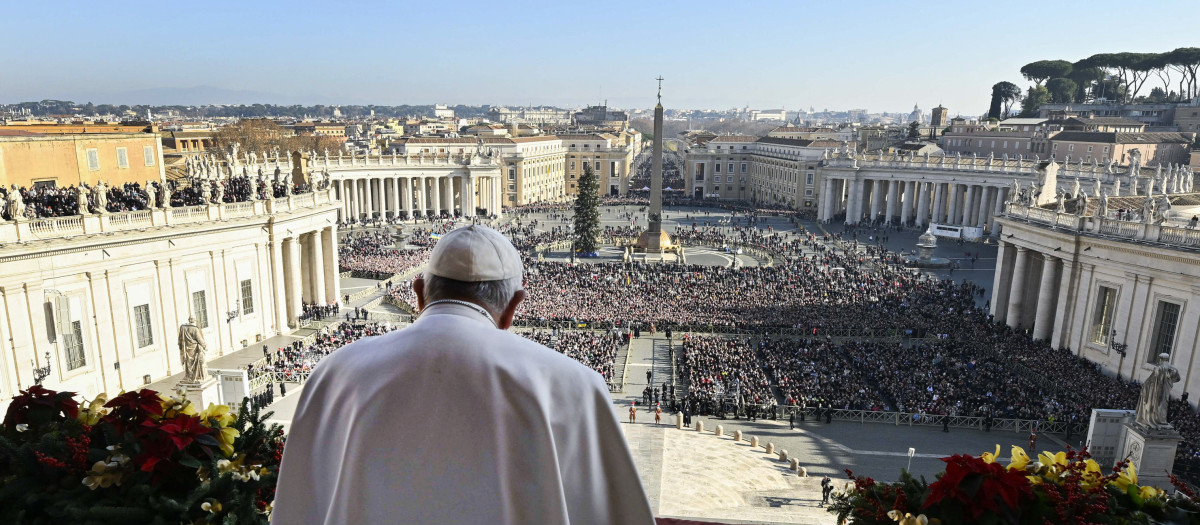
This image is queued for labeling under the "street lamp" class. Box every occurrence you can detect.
[32,351,51,385]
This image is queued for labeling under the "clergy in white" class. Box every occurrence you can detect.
[272,225,654,525]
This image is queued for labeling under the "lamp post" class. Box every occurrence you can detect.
[32,351,51,385]
[1111,329,1128,379]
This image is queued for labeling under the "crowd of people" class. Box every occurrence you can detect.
[522,329,622,385]
[248,321,398,389]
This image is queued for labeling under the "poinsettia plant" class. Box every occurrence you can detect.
[0,385,283,524]
[829,445,1200,525]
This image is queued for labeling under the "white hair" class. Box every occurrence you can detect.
[422,271,522,314]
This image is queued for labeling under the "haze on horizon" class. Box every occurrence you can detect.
[3,0,1198,114]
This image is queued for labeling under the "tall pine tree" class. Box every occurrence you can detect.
[573,164,601,253]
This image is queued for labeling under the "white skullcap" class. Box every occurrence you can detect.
[427,225,523,282]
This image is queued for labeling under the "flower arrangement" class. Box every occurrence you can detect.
[0,386,284,524]
[829,445,1200,525]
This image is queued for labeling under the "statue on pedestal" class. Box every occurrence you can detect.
[93,182,108,214]
[76,186,90,215]
[178,317,208,384]
[1135,353,1180,430]
[7,185,25,221]
[145,181,157,209]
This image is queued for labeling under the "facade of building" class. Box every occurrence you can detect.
[931,105,949,128]
[394,136,564,207]
[993,197,1200,397]
[488,107,571,126]
[941,118,1052,158]
[1038,102,1181,128]
[561,132,641,197]
[572,106,628,128]
[1046,131,1194,165]
[0,191,340,413]
[0,132,166,189]
[684,135,827,206]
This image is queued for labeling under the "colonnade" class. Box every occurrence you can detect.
[334,173,503,221]
[990,240,1071,341]
[272,225,340,329]
[820,177,1009,230]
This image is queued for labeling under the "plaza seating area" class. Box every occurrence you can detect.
[523,329,623,384]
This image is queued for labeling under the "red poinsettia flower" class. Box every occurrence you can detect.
[154,414,213,451]
[3,385,79,427]
[103,389,165,433]
[925,454,1032,520]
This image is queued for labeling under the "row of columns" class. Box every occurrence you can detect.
[821,178,1009,230]
[991,241,1073,342]
[335,174,503,222]
[272,226,340,330]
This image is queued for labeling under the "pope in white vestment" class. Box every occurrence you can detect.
[273,225,654,525]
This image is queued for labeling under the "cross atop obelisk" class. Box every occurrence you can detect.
[656,76,663,105]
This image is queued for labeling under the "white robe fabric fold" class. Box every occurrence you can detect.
[272,303,654,525]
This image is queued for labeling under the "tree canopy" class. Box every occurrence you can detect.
[1020,60,1073,85]
[572,164,601,254]
[1010,48,1200,106]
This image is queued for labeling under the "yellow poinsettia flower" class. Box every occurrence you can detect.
[215,426,240,457]
[1112,462,1137,492]
[77,394,108,426]
[199,403,236,428]
[1008,446,1031,471]
[981,444,1001,464]
[1081,459,1103,489]
[1039,451,1067,468]
[1140,485,1165,500]
[887,510,930,525]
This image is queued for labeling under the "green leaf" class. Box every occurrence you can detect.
[178,455,202,469]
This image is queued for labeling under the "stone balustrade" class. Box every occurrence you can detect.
[823,153,1040,175]
[0,189,336,244]
[1006,202,1200,249]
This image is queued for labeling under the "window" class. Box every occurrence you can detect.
[570,162,575,170]
[1087,146,1093,153]
[191,291,209,328]
[508,184,516,191]
[715,164,722,173]
[1150,301,1182,358]
[240,279,254,314]
[86,149,100,171]
[806,173,815,185]
[116,147,129,168]
[65,320,86,371]
[133,304,153,348]
[508,168,516,181]
[1090,286,1117,344]
[1003,141,1008,149]
[728,163,734,173]
[594,161,600,171]
[1068,144,1075,152]
[143,145,155,166]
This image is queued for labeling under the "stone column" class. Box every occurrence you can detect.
[322,226,339,304]
[948,184,962,225]
[915,182,930,226]
[308,231,326,306]
[962,185,977,225]
[494,176,503,216]
[1006,247,1030,329]
[847,179,864,224]
[416,177,426,217]
[977,187,992,228]
[1032,255,1060,340]
[383,178,394,218]
[869,180,883,223]
[392,177,402,218]
[461,174,475,217]
[991,241,1012,322]
[1051,259,1076,347]
[885,180,899,224]
[283,237,302,328]
[430,176,442,216]
[931,183,944,224]
[401,177,412,219]
[445,176,455,213]
[818,179,832,221]
[901,181,915,225]
[347,179,358,220]
[271,239,288,334]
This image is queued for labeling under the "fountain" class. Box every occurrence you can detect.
[906,228,951,268]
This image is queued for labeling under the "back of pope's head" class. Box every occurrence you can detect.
[422,224,525,317]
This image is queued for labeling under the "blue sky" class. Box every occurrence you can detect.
[2,0,1198,114]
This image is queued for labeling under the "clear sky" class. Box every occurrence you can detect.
[3,0,1198,114]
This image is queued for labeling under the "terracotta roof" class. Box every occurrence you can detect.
[396,137,478,144]
[511,136,560,143]
[0,129,45,136]
[755,136,816,147]
[711,136,757,142]
[1052,131,1193,144]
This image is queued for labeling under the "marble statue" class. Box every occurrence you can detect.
[1071,178,1081,199]
[178,317,208,384]
[93,182,108,213]
[1098,191,1109,219]
[1094,179,1101,197]
[1077,192,1088,217]
[1143,195,1156,224]
[214,182,225,203]
[1011,180,1021,200]
[6,185,24,220]
[1129,148,1143,173]
[1158,194,1172,222]
[1135,353,1180,430]
[76,186,90,214]
[145,182,157,209]
[1113,179,1122,197]
[1131,176,1140,196]
[1056,192,1067,213]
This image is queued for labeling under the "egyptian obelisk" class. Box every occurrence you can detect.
[644,77,666,253]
